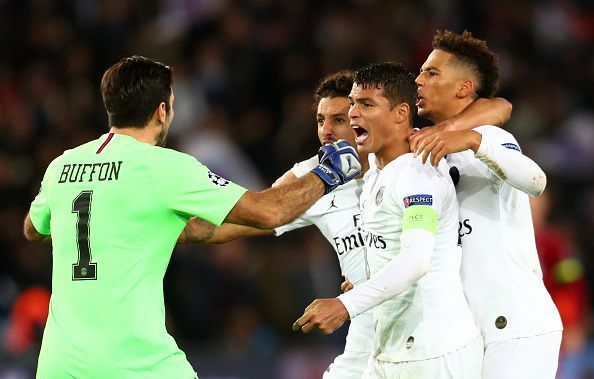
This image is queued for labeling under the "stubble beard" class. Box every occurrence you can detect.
[156,123,168,147]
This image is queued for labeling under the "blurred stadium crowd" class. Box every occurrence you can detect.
[0,0,593,378]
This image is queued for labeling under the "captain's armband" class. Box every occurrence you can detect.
[402,205,437,235]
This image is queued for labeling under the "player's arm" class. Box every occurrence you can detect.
[178,217,273,244]
[225,141,360,229]
[336,218,434,318]
[293,227,434,334]
[25,162,55,244]
[293,186,438,334]
[225,173,323,229]
[23,212,51,243]
[438,97,512,131]
[410,97,512,161]
[179,158,315,244]
[473,126,546,196]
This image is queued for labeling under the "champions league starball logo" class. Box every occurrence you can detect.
[207,171,230,187]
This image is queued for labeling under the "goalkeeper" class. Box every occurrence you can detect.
[22,55,360,379]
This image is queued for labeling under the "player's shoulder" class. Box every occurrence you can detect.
[382,153,414,173]
[388,153,446,177]
[49,137,103,168]
[474,125,522,152]
[474,125,516,140]
[386,155,451,198]
[61,137,102,157]
[148,145,202,165]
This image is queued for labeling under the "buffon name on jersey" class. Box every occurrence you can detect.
[58,161,123,183]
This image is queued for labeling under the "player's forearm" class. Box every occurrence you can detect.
[338,229,433,318]
[23,213,51,243]
[475,132,546,196]
[449,97,512,130]
[211,223,273,243]
[179,218,272,244]
[227,173,325,229]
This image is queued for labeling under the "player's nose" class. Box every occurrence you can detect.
[348,103,360,119]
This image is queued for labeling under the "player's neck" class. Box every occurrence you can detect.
[109,123,160,146]
[358,155,370,178]
[375,129,411,169]
[432,100,473,123]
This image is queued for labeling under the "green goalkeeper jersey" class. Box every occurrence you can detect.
[29,133,247,379]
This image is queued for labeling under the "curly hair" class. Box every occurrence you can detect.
[432,30,500,99]
[353,62,417,123]
[312,70,354,110]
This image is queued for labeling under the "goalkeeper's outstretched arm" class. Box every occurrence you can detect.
[225,140,361,229]
[178,217,272,244]
[179,166,299,245]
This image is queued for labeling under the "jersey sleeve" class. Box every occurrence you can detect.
[474,125,546,196]
[290,155,318,178]
[29,158,60,235]
[274,156,319,235]
[388,158,447,233]
[150,149,247,226]
[274,212,313,236]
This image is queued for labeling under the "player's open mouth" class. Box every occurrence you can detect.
[352,125,368,144]
[416,94,424,106]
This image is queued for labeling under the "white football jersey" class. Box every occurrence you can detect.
[276,156,374,356]
[360,153,479,362]
[449,125,562,344]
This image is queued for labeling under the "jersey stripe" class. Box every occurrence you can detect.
[96,133,114,154]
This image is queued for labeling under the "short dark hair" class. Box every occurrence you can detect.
[312,70,354,110]
[101,55,173,128]
[432,30,500,99]
[353,62,417,123]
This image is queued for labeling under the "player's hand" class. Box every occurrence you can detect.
[292,298,349,334]
[340,279,353,293]
[311,140,361,194]
[409,121,455,156]
[409,127,482,167]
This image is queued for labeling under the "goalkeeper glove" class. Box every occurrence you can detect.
[311,140,361,194]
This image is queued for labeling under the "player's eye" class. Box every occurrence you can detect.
[317,119,324,126]
[335,117,345,123]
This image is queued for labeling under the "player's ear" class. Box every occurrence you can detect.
[456,79,474,99]
[155,102,167,124]
[394,102,410,124]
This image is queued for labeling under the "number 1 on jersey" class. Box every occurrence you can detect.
[72,190,97,280]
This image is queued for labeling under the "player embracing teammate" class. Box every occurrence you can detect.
[296,30,562,379]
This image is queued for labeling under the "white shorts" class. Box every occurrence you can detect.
[482,331,562,379]
[363,335,483,379]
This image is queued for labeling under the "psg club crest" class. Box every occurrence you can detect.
[207,171,230,187]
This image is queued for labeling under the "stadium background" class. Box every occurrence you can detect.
[0,0,593,378]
